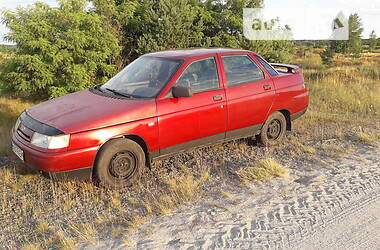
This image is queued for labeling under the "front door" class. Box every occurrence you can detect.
[156,56,227,156]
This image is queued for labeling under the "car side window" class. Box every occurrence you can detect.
[254,55,279,77]
[174,57,219,93]
[222,55,264,87]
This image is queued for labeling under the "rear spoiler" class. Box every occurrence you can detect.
[270,63,301,74]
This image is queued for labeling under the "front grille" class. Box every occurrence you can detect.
[17,123,34,142]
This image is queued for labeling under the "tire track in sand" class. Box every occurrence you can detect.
[79,144,380,250]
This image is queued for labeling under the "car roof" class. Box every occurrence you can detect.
[146,48,253,59]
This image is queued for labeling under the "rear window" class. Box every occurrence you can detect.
[222,55,264,87]
[254,55,279,77]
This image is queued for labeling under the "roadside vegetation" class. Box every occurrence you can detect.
[0,0,293,100]
[0,97,34,156]
[1,48,379,248]
[0,0,379,248]
[236,158,290,183]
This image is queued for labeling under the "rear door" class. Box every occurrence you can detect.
[219,53,275,137]
[156,56,227,156]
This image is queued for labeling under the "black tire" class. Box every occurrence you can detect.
[94,138,145,188]
[257,111,287,147]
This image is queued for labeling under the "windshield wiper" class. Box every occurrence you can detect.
[94,85,103,92]
[104,87,133,98]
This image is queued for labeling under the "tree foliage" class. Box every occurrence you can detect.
[1,0,121,99]
[347,13,363,57]
[320,46,335,67]
[321,13,364,66]
[369,30,377,52]
[1,0,296,100]
[329,13,363,56]
[200,0,295,62]
[91,0,138,68]
[137,0,209,54]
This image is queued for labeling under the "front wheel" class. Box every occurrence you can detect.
[94,138,145,188]
[257,111,287,147]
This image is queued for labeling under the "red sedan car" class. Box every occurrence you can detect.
[11,49,309,188]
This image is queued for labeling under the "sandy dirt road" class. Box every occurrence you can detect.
[298,196,380,250]
[80,143,380,250]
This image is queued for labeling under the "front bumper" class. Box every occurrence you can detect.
[11,132,98,180]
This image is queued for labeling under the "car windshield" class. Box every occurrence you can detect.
[101,56,183,98]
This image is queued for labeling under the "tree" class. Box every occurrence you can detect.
[1,0,297,100]
[200,0,294,62]
[136,0,209,55]
[323,13,363,63]
[320,46,335,67]
[91,0,138,68]
[348,13,363,57]
[369,30,377,52]
[330,40,348,54]
[1,0,121,99]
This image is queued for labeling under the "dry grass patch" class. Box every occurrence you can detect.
[149,171,210,215]
[302,145,317,154]
[302,52,380,118]
[0,161,213,248]
[20,243,42,250]
[355,131,380,145]
[220,191,234,199]
[69,223,98,244]
[51,229,76,250]
[0,97,34,156]
[236,158,290,183]
[35,221,50,234]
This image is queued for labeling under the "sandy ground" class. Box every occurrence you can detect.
[298,197,380,250]
[79,142,380,250]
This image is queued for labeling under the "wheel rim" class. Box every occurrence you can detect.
[109,151,137,180]
[267,119,282,140]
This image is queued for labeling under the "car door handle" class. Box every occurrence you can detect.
[263,85,272,90]
[213,95,223,101]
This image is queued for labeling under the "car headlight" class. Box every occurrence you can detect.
[31,132,70,149]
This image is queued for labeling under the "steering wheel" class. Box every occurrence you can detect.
[180,73,197,88]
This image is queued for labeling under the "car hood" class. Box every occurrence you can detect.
[26,89,156,134]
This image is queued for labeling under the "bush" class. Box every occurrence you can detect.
[1,0,121,99]
[320,47,335,67]
[1,0,295,100]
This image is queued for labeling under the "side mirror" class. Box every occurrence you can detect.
[172,86,193,98]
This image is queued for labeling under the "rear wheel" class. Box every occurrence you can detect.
[94,138,145,188]
[257,111,287,147]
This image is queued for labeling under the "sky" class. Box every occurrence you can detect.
[0,0,57,44]
[265,0,380,40]
[0,0,379,44]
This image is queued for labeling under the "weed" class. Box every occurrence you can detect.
[236,158,290,183]
[302,145,317,154]
[220,191,234,199]
[35,222,50,234]
[355,131,379,144]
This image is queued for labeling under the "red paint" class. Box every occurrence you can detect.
[11,49,309,174]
